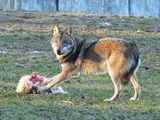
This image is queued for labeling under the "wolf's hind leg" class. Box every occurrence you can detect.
[130,74,140,101]
[104,80,122,102]
[104,69,122,102]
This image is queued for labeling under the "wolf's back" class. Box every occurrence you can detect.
[80,38,140,83]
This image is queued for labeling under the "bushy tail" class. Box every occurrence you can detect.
[121,59,140,84]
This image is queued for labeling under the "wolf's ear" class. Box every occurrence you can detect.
[65,26,73,36]
[53,25,59,36]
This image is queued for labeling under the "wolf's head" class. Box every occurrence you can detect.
[51,26,75,59]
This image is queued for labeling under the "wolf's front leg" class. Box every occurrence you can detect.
[42,77,54,85]
[38,71,70,92]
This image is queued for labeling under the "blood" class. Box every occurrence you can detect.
[29,72,43,84]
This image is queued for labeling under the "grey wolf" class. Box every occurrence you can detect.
[38,26,141,101]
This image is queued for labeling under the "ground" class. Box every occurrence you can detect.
[0,11,160,120]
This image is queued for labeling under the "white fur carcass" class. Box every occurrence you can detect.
[16,72,67,94]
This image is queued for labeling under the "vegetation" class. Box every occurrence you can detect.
[0,11,160,120]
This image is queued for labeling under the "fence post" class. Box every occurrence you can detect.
[128,0,131,15]
[56,0,59,11]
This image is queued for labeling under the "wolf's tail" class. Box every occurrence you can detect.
[121,58,140,84]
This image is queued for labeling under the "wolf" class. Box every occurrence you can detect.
[38,26,141,101]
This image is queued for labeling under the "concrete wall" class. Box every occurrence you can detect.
[59,0,160,17]
[59,0,129,15]
[1,0,160,18]
[131,0,160,18]
[14,0,57,11]
[0,1,3,10]
[0,0,14,11]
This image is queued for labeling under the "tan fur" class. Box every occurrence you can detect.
[38,26,141,101]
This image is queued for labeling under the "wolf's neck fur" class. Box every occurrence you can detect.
[58,36,85,64]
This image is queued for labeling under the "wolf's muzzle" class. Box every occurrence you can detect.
[57,49,62,55]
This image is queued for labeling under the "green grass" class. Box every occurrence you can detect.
[0,11,160,120]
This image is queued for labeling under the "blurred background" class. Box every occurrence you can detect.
[0,0,160,18]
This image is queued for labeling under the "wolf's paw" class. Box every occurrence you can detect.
[103,98,113,102]
[130,97,139,101]
[130,97,136,101]
[37,86,49,93]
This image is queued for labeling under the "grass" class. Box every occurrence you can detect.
[0,11,160,120]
